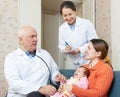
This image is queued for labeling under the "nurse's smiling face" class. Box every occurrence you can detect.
[62,8,76,25]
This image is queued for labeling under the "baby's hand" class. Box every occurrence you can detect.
[58,84,64,93]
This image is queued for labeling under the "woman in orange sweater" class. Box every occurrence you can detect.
[59,39,113,97]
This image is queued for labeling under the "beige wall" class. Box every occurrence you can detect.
[96,0,120,70]
[42,13,60,66]
[95,0,112,63]
[82,0,95,23]
[0,0,18,96]
[19,0,41,48]
[111,0,120,70]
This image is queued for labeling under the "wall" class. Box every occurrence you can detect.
[96,0,120,70]
[42,13,60,66]
[96,0,111,58]
[82,0,95,23]
[19,0,41,48]
[0,0,18,96]
[111,0,120,70]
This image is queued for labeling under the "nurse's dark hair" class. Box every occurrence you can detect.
[60,1,76,15]
[90,39,113,69]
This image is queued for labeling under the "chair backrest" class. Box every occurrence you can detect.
[109,71,120,97]
[60,70,120,97]
[60,69,75,79]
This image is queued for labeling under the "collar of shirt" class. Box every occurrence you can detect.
[25,50,36,58]
[69,21,76,31]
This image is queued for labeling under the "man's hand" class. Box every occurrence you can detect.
[55,73,66,84]
[39,85,57,96]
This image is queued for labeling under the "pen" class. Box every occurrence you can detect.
[65,41,70,46]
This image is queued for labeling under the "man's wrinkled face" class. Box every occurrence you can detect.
[19,28,38,52]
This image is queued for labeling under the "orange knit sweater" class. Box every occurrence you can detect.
[71,61,114,97]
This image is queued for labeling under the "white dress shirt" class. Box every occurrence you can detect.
[4,48,59,97]
[58,16,98,68]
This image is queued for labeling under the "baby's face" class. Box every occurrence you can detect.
[73,67,86,78]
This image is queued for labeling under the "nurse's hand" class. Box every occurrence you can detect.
[65,45,72,51]
[68,48,80,55]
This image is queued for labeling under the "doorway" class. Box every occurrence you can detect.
[41,0,63,68]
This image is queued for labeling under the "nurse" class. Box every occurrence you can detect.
[58,1,98,69]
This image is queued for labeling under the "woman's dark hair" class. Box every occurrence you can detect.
[90,39,108,59]
[60,1,76,15]
[90,39,112,68]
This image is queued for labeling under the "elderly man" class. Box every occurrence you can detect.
[4,26,66,97]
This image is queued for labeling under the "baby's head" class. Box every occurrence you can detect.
[74,66,90,78]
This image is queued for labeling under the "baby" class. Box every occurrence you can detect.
[51,66,90,97]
